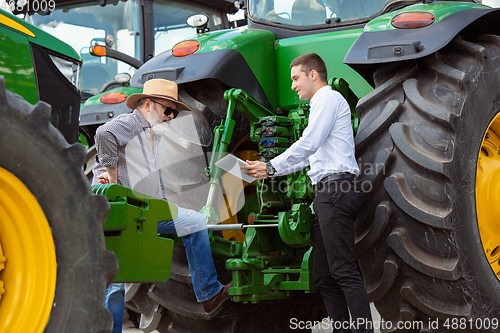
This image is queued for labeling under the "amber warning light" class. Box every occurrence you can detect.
[100,92,127,104]
[90,45,107,57]
[392,12,435,29]
[172,40,200,57]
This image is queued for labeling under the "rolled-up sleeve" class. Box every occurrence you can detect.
[95,126,119,168]
[94,112,141,169]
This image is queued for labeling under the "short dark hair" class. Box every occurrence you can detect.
[137,98,147,109]
[290,53,327,83]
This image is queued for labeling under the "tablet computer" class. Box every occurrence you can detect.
[215,154,256,183]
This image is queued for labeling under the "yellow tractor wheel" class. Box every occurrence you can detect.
[0,76,117,333]
[477,112,500,280]
[0,167,56,333]
[354,34,500,327]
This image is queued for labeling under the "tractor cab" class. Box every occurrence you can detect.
[248,0,401,29]
[26,0,239,99]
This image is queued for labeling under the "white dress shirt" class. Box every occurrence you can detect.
[270,85,359,185]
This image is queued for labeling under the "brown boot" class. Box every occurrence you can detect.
[201,282,233,318]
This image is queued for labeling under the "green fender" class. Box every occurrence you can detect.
[344,2,500,85]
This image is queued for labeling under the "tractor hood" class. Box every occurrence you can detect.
[0,9,80,61]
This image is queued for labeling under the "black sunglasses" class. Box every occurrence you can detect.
[151,99,179,118]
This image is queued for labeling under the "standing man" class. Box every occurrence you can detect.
[241,53,372,332]
[93,79,232,332]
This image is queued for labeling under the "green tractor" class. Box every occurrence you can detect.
[4,0,500,331]
[22,0,244,180]
[0,8,117,333]
[112,0,500,331]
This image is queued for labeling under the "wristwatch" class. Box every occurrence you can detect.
[266,162,276,176]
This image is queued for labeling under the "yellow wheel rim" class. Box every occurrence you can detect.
[0,167,57,333]
[477,113,500,280]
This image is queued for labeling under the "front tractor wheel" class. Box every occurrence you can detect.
[0,166,57,332]
[476,112,500,281]
[0,76,117,333]
[355,34,500,331]
[125,80,325,332]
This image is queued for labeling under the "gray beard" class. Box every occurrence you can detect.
[151,121,169,135]
[147,107,169,135]
[151,118,191,150]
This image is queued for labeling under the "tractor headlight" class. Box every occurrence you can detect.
[187,14,209,28]
[49,54,81,92]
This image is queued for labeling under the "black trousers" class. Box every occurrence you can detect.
[312,178,373,333]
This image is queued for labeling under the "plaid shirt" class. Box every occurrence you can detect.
[92,109,165,199]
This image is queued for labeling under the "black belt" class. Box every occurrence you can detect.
[315,172,355,191]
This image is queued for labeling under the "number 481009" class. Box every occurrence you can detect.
[9,0,55,13]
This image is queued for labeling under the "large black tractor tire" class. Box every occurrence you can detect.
[0,76,118,333]
[126,79,325,332]
[355,34,500,332]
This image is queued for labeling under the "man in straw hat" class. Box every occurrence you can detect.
[92,79,232,331]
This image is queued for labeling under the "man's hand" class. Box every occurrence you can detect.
[240,160,269,180]
[98,167,118,184]
[97,172,110,184]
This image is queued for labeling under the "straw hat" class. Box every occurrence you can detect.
[126,79,191,111]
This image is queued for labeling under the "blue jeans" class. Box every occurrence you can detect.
[104,207,222,327]
[105,283,125,333]
[157,207,223,302]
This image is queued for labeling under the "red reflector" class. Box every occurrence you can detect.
[248,215,255,224]
[100,92,127,104]
[392,12,435,29]
[91,45,107,57]
[172,40,200,57]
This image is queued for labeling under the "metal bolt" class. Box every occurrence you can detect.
[486,133,490,139]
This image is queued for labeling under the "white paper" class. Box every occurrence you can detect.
[215,154,256,183]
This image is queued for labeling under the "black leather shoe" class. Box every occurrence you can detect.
[201,282,233,318]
